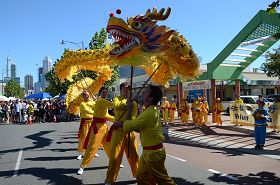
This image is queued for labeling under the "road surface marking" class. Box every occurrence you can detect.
[167,154,186,162]
[208,169,238,181]
[138,144,186,162]
[13,149,23,177]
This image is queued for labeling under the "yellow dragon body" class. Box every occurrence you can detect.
[55,7,200,114]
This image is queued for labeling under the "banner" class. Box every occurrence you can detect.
[229,103,280,128]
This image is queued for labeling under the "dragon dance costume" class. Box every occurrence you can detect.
[77,100,95,156]
[169,99,177,123]
[161,97,169,125]
[80,98,114,169]
[179,99,189,124]
[123,105,175,185]
[105,96,139,184]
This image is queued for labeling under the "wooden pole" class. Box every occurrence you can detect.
[211,79,216,123]
[127,66,134,158]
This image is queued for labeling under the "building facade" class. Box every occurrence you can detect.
[24,74,34,93]
[5,57,20,85]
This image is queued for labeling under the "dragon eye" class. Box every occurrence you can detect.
[133,22,142,30]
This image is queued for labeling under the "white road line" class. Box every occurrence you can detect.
[208,169,238,181]
[138,144,186,162]
[167,154,186,162]
[13,149,23,177]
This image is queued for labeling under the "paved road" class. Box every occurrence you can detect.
[0,121,279,184]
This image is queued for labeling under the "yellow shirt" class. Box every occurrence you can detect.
[80,101,95,118]
[180,100,189,112]
[113,96,137,121]
[161,100,169,109]
[235,98,243,104]
[123,105,164,147]
[93,98,114,121]
[28,104,34,113]
[170,102,176,110]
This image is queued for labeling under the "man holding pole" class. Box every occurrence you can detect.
[104,82,139,185]
[112,85,175,184]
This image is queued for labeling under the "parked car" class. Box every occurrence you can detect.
[266,98,275,103]
[267,94,280,100]
[225,95,271,114]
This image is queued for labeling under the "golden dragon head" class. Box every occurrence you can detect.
[106,7,174,60]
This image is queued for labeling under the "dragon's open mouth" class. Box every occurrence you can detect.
[107,26,141,56]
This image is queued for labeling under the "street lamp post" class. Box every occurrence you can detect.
[60,40,84,49]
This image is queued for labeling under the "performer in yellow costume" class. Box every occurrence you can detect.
[161,97,170,125]
[76,91,95,160]
[179,98,189,124]
[77,87,114,175]
[213,98,223,125]
[104,82,139,185]
[201,97,209,124]
[194,98,202,127]
[169,98,177,123]
[112,85,175,185]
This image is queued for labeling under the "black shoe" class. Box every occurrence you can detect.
[254,145,260,149]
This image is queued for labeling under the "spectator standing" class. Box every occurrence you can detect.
[252,100,269,150]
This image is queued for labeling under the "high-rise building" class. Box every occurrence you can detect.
[5,57,20,85]
[6,57,15,78]
[43,56,52,73]
[11,64,16,78]
[41,56,52,89]
[38,67,43,82]
[24,74,34,92]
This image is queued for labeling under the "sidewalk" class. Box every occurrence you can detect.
[163,114,280,160]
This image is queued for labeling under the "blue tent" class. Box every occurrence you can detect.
[25,92,52,99]
[58,94,66,100]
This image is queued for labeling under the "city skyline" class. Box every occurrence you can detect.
[3,56,52,89]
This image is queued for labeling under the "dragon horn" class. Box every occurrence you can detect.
[145,7,171,21]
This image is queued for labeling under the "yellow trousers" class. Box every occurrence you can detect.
[169,110,175,123]
[137,148,176,185]
[77,119,92,154]
[81,123,111,168]
[201,112,208,124]
[192,111,196,123]
[194,112,202,126]
[216,112,222,125]
[181,112,189,124]
[105,129,139,184]
[162,110,169,123]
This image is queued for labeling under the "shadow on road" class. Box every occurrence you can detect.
[208,171,280,185]
[0,131,54,157]
[164,125,280,157]
[172,177,204,184]
[91,180,137,185]
[24,156,76,161]
[0,166,108,185]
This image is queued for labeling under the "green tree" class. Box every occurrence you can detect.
[261,46,280,77]
[4,80,25,98]
[45,28,119,96]
[44,65,72,96]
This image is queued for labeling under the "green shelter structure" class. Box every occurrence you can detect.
[197,10,280,122]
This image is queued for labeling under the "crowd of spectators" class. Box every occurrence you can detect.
[0,99,75,124]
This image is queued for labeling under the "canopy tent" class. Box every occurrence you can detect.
[25,92,52,99]
[58,94,66,100]
[0,95,9,101]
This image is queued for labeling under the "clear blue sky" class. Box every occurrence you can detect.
[0,0,278,86]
